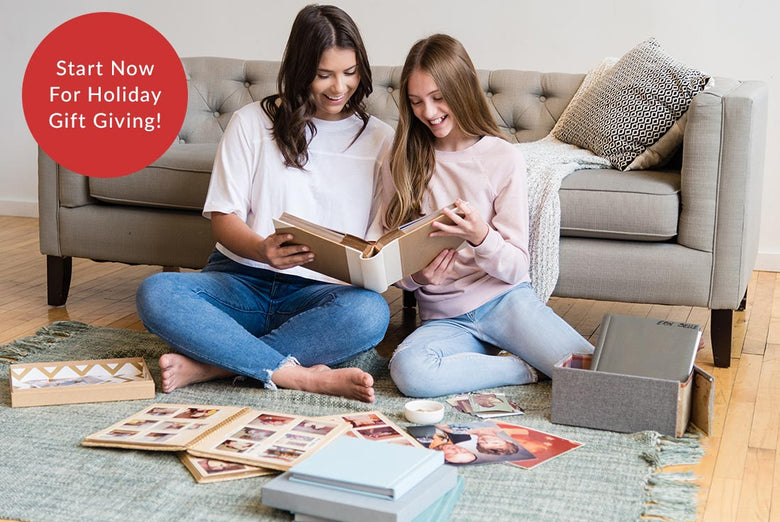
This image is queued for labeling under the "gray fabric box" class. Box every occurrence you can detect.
[551,354,713,437]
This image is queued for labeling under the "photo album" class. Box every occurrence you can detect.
[273,204,464,292]
[82,404,349,471]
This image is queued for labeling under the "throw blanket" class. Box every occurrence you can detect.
[516,136,611,303]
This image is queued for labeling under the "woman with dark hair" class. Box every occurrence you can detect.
[137,5,394,402]
[380,34,592,398]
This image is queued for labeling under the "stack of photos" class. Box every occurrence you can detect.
[446,392,524,419]
[494,421,583,470]
[83,404,350,472]
[318,411,423,447]
[407,421,535,466]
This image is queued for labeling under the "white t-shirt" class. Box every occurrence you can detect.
[203,102,394,282]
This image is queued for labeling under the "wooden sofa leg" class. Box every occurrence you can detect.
[46,255,72,306]
[402,290,417,309]
[710,309,733,368]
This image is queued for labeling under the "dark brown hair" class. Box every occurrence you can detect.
[261,4,373,169]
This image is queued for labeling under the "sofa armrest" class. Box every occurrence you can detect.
[37,147,96,257]
[678,78,768,309]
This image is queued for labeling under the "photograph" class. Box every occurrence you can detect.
[232,426,274,442]
[341,412,384,428]
[145,406,179,417]
[356,425,403,441]
[408,422,535,465]
[277,433,316,449]
[137,432,177,444]
[216,439,255,454]
[196,458,248,475]
[101,429,139,439]
[121,419,157,429]
[174,408,218,419]
[291,420,338,436]
[260,445,305,463]
[249,413,295,427]
[158,422,189,431]
[495,422,583,470]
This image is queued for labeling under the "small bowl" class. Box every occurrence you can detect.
[404,399,445,424]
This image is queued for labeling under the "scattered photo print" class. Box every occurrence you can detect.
[495,422,583,470]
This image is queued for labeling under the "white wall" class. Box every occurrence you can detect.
[3,0,778,270]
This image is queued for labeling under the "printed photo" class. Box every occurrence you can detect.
[261,445,304,463]
[145,406,179,417]
[101,429,139,439]
[277,433,316,449]
[495,422,583,470]
[249,413,295,427]
[356,425,403,441]
[232,426,274,442]
[341,412,384,428]
[175,407,218,419]
[137,431,177,444]
[291,420,338,436]
[407,421,535,466]
[196,458,248,475]
[216,439,255,454]
[158,421,189,431]
[121,419,157,429]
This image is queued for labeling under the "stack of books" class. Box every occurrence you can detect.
[261,436,464,522]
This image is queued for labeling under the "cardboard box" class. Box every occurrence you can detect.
[9,357,155,407]
[551,354,713,438]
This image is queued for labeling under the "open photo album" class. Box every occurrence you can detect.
[82,403,349,471]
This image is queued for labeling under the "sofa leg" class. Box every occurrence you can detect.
[46,255,72,306]
[402,290,416,309]
[710,309,733,368]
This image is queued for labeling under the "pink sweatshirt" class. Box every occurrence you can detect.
[378,136,531,320]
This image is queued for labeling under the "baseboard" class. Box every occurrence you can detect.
[755,252,780,272]
[0,200,38,218]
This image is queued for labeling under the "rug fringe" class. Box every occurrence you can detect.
[640,432,704,521]
[0,321,92,363]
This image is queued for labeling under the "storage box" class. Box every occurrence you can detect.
[9,357,155,407]
[551,354,713,437]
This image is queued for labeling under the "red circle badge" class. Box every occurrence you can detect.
[22,12,188,178]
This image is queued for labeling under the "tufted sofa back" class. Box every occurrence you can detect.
[179,57,585,144]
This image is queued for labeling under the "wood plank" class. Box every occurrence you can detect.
[736,448,774,521]
[743,272,776,355]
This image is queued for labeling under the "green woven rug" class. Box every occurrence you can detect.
[0,322,702,522]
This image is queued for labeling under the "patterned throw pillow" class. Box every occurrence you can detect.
[553,39,709,171]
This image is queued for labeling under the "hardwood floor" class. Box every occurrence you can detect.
[1,215,777,521]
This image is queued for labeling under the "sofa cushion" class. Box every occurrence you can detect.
[553,38,709,170]
[559,168,680,241]
[88,143,216,211]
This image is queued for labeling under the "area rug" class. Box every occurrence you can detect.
[0,322,703,522]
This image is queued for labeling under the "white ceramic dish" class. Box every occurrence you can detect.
[404,399,445,424]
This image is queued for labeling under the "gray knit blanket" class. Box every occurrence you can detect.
[517,136,611,303]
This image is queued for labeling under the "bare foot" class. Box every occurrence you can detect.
[272,365,375,403]
[158,353,235,393]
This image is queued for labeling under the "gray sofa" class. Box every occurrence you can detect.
[38,57,768,368]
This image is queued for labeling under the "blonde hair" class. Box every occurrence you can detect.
[384,34,504,230]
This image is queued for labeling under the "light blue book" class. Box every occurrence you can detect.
[263,464,459,522]
[292,476,465,522]
[287,436,444,500]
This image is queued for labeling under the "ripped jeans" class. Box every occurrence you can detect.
[389,283,593,397]
[136,251,390,387]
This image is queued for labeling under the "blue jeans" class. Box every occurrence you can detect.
[136,251,390,387]
[389,283,593,397]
